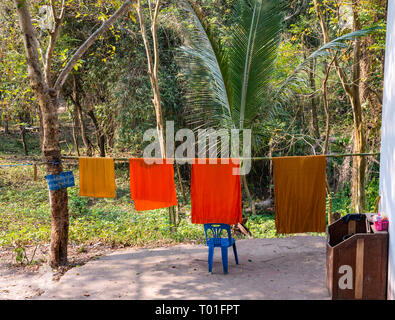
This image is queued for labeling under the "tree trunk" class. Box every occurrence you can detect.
[14,0,134,267]
[309,58,320,140]
[37,105,44,149]
[314,0,366,212]
[322,58,335,155]
[76,103,92,156]
[72,74,93,156]
[175,162,187,206]
[350,97,366,212]
[350,2,366,213]
[67,104,80,156]
[336,140,353,192]
[4,115,9,134]
[14,0,69,267]
[19,125,28,155]
[87,109,106,157]
[40,94,70,267]
[242,174,256,215]
[137,0,177,230]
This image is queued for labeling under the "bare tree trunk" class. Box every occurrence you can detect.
[87,109,106,157]
[309,58,320,140]
[137,0,177,230]
[72,75,93,156]
[76,104,92,156]
[336,140,353,192]
[242,174,256,215]
[322,57,335,155]
[314,0,366,212]
[175,162,187,205]
[19,125,28,155]
[4,115,9,134]
[136,0,166,156]
[67,103,80,156]
[268,138,274,199]
[349,2,366,213]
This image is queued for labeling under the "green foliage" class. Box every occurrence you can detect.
[68,187,90,217]
[332,182,352,216]
[0,132,41,155]
[0,1,37,129]
[245,213,280,238]
[331,174,379,216]
[179,0,285,146]
[0,152,297,248]
[0,0,388,249]
[366,177,380,212]
[0,159,205,247]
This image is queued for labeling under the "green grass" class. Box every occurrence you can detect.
[0,160,294,247]
[1,131,370,249]
[0,132,41,156]
[1,153,367,248]
[0,163,203,247]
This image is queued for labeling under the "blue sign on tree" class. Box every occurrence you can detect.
[45,171,75,191]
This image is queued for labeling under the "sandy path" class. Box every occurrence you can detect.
[0,236,329,300]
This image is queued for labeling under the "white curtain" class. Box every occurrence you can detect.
[379,0,395,300]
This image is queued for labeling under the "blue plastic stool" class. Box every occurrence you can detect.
[204,223,239,274]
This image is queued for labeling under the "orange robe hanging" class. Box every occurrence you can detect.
[191,158,242,225]
[129,158,177,211]
[79,157,116,198]
[272,155,327,234]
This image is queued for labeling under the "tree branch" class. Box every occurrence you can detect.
[152,0,161,83]
[53,0,134,93]
[13,0,46,95]
[45,15,64,85]
[137,0,154,77]
[313,0,352,96]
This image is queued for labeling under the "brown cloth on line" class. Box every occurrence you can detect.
[272,155,327,234]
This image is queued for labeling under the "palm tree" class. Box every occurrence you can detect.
[178,0,381,215]
[179,0,284,214]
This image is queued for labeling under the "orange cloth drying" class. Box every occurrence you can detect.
[79,157,116,198]
[272,155,327,234]
[129,158,177,211]
[191,158,242,225]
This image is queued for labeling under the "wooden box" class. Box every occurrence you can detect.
[326,214,388,300]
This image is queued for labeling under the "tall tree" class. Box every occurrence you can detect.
[136,0,177,229]
[179,0,285,216]
[313,0,366,212]
[13,0,135,267]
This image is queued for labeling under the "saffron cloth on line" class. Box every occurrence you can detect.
[191,159,242,225]
[272,155,327,234]
[129,158,177,211]
[78,157,116,198]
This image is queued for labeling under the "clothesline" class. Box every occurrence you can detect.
[0,154,378,232]
[61,152,380,162]
[0,152,381,167]
[0,163,34,168]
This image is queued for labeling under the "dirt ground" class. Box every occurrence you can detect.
[0,236,330,300]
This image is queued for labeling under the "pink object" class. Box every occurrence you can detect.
[374,220,388,231]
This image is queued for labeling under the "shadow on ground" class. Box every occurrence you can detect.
[27,236,329,300]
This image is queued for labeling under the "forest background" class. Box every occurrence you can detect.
[0,0,387,266]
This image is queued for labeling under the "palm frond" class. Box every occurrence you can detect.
[177,0,233,131]
[229,0,284,130]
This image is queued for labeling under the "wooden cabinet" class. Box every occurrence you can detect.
[326,214,388,300]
